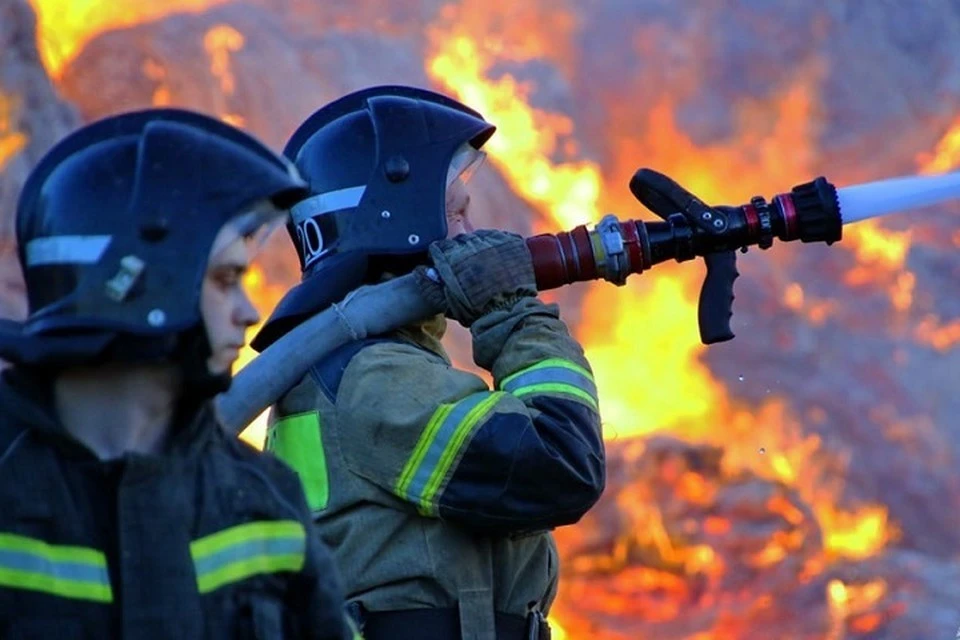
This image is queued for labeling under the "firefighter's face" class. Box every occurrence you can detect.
[200,225,260,376]
[445,177,475,238]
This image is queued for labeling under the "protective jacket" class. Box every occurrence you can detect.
[0,368,354,640]
[267,297,605,640]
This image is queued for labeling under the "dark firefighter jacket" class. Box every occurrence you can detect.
[0,367,356,640]
[267,296,606,640]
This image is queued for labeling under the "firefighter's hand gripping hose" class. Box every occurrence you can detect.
[218,167,960,435]
[426,229,538,327]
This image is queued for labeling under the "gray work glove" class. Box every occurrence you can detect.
[426,230,537,327]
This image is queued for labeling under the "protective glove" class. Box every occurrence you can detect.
[426,229,537,327]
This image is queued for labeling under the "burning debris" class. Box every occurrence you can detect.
[2,0,959,637]
[552,436,960,640]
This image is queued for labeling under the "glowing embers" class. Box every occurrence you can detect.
[0,93,27,171]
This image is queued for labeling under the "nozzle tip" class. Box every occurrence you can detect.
[791,177,842,244]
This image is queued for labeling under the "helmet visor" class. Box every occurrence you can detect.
[446,142,487,188]
[209,198,288,266]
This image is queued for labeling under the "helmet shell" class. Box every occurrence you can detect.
[2,108,308,366]
[252,85,495,351]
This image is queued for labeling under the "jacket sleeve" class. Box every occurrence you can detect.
[336,297,605,534]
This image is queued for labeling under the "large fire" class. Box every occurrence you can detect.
[14,0,960,637]
[423,3,954,638]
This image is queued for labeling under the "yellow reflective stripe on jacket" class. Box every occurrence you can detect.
[500,358,599,412]
[346,613,364,640]
[191,521,306,594]
[266,411,330,512]
[0,532,112,603]
[395,391,505,516]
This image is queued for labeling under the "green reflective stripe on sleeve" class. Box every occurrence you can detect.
[395,392,506,517]
[511,382,599,412]
[500,358,594,388]
[266,411,329,511]
[191,520,306,594]
[500,358,598,411]
[0,532,113,603]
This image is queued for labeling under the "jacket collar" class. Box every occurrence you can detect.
[0,367,218,463]
[393,314,451,362]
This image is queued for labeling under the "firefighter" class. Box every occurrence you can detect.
[0,109,355,639]
[252,86,606,640]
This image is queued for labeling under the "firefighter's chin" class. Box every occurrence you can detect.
[208,346,242,376]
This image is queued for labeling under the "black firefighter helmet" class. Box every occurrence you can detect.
[251,85,495,352]
[0,108,308,371]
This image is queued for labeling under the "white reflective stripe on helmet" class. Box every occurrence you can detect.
[25,235,112,266]
[290,186,366,225]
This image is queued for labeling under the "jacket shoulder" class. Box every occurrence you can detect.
[340,338,447,387]
[208,429,307,506]
[311,336,442,403]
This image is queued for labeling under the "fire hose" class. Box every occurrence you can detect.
[217,167,960,434]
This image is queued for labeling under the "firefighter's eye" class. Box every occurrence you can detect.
[210,266,245,289]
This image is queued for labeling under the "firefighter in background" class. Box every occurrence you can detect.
[252,86,606,640]
[0,109,355,639]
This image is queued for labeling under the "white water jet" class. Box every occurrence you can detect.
[838,170,960,224]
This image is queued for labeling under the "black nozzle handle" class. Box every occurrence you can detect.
[698,250,739,344]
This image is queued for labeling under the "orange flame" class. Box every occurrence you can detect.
[839,219,914,317]
[841,224,912,272]
[143,58,173,107]
[0,93,28,172]
[914,315,960,352]
[918,117,960,175]
[204,25,244,95]
[428,35,601,230]
[783,282,835,325]
[828,578,889,638]
[722,401,894,560]
[28,0,233,78]
[837,116,960,314]
[204,24,247,127]
[903,119,960,352]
